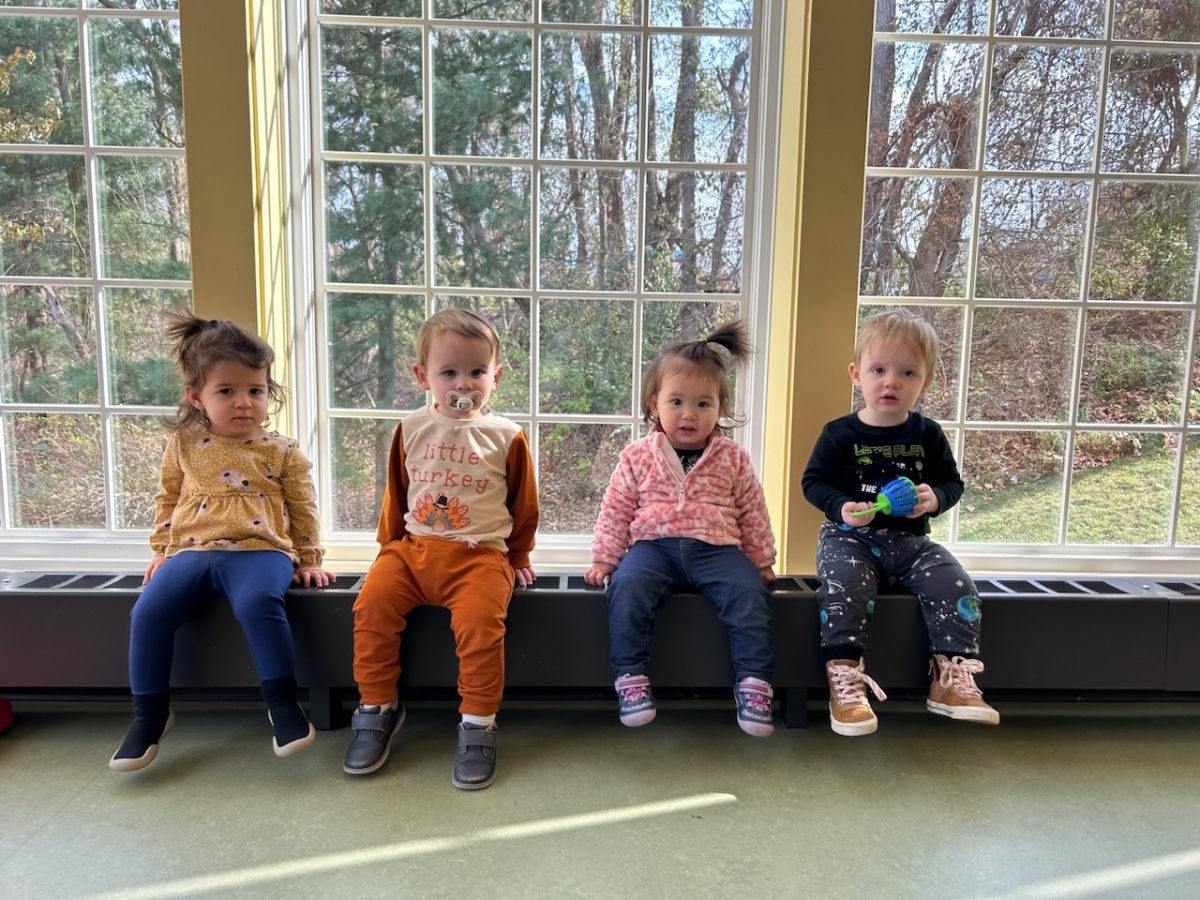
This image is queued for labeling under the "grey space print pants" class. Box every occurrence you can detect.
[814,521,982,659]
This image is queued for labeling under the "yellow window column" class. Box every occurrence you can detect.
[179,0,295,434]
[763,0,873,573]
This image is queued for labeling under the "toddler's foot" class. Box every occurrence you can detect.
[453,722,498,790]
[734,677,775,736]
[268,703,316,757]
[826,659,886,736]
[614,673,656,726]
[343,703,405,775]
[927,655,1000,724]
[109,693,174,772]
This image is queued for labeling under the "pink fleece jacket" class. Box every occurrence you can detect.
[590,429,776,570]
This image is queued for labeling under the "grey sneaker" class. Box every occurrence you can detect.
[734,678,775,737]
[342,703,405,775]
[615,673,656,726]
[453,722,497,790]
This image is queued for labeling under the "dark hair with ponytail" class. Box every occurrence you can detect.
[642,319,752,429]
[164,311,286,431]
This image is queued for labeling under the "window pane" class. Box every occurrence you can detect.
[5,412,104,528]
[112,414,167,531]
[330,416,394,532]
[648,34,751,164]
[434,0,530,20]
[88,17,183,148]
[966,307,1076,422]
[327,292,426,411]
[1,1,77,8]
[542,0,640,26]
[538,421,629,534]
[0,285,97,404]
[985,44,1101,173]
[433,164,531,289]
[105,287,187,406]
[860,176,974,297]
[975,178,1089,300]
[1113,1,1200,42]
[995,0,1105,38]
[84,2,178,9]
[641,299,742,411]
[957,429,1065,544]
[97,155,191,280]
[874,0,988,34]
[0,154,90,277]
[325,162,425,285]
[0,16,82,143]
[539,298,633,415]
[1192,323,1200,426]
[321,24,422,155]
[1068,431,1174,544]
[856,303,963,421]
[643,170,743,293]
[650,0,750,29]
[1104,51,1200,175]
[432,28,531,157]
[1091,181,1200,303]
[867,41,983,169]
[1177,434,1200,544]
[540,167,638,291]
[1079,309,1190,426]
[321,0,420,15]
[540,32,640,162]
[438,295,532,415]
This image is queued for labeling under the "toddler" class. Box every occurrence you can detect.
[585,320,776,736]
[801,308,999,735]
[344,308,538,789]
[110,313,334,771]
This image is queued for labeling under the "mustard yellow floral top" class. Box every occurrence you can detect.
[150,428,324,568]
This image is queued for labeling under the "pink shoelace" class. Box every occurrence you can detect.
[932,655,985,699]
[828,661,887,708]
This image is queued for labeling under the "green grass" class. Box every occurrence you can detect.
[939,445,1200,546]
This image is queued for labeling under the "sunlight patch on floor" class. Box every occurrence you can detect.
[77,792,738,900]
[967,846,1200,900]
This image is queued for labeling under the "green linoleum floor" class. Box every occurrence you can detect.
[2,699,1199,900]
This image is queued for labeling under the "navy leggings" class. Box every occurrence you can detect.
[128,550,297,695]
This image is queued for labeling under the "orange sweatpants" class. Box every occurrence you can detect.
[352,535,514,716]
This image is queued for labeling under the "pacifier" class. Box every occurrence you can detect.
[447,390,482,411]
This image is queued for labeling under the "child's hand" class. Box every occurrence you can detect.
[584,563,615,586]
[842,501,873,525]
[513,566,536,588]
[906,484,939,518]
[143,555,167,585]
[293,566,337,588]
[759,566,776,584]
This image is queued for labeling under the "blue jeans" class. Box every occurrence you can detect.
[129,549,297,694]
[606,538,774,682]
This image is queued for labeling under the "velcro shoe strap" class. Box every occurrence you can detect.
[459,728,497,748]
[351,712,392,732]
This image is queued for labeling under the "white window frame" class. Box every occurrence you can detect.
[284,0,789,572]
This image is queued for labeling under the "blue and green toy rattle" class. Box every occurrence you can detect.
[850,476,919,517]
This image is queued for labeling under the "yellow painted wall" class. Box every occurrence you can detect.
[765,1,873,572]
[179,0,294,430]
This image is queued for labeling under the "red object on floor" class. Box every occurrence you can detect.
[0,700,12,733]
